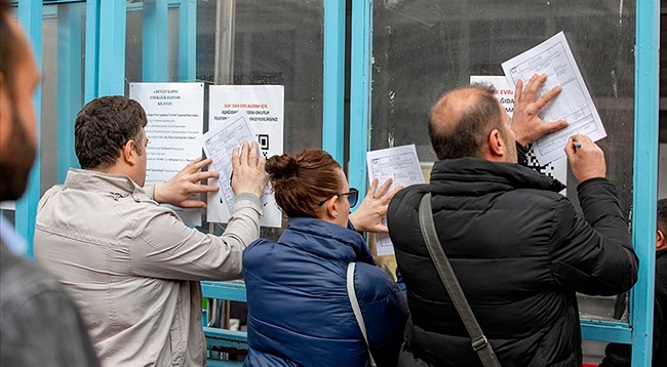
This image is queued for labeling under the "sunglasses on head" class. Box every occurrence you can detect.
[318,188,359,208]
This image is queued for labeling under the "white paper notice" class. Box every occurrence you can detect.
[470,76,567,192]
[206,85,284,228]
[200,111,257,219]
[367,145,425,256]
[502,32,606,165]
[130,82,204,226]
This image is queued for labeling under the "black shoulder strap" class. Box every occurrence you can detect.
[419,193,501,367]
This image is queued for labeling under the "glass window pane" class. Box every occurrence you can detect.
[125,1,325,240]
[196,0,325,153]
[125,4,144,86]
[202,0,325,239]
[371,0,636,321]
[41,6,59,194]
[41,3,86,195]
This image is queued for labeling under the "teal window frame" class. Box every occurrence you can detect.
[12,0,657,364]
[348,0,659,366]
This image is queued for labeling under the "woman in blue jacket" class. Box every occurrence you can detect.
[243,149,408,367]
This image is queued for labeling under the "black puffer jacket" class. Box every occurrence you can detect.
[387,158,638,367]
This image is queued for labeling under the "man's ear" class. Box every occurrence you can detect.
[486,128,505,159]
[657,229,667,251]
[121,140,137,166]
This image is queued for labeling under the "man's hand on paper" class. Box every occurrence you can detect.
[231,141,266,198]
[512,73,569,146]
[154,157,220,208]
[565,134,606,183]
[349,178,404,233]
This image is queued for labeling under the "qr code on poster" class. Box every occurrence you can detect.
[258,134,269,150]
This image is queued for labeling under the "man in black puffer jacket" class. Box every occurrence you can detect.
[388,76,639,367]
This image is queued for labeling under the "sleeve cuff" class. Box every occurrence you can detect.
[144,184,156,201]
[576,177,611,193]
[516,142,529,167]
[233,193,263,212]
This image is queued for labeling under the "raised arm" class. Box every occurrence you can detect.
[549,136,638,295]
[349,178,403,233]
[130,142,265,280]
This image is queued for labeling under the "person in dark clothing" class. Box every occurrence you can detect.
[0,1,100,365]
[599,198,667,367]
[243,149,409,367]
[387,78,639,367]
[0,243,101,366]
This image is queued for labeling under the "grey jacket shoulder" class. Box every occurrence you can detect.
[0,244,100,367]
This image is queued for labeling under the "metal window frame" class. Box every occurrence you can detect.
[14,0,657,363]
[13,0,347,254]
[322,0,346,164]
[14,0,347,234]
[15,0,42,258]
[142,0,169,82]
[12,2,345,366]
[348,0,659,365]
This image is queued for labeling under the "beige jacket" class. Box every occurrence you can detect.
[34,169,262,367]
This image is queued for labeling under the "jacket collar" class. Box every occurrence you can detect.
[658,248,667,260]
[279,217,374,264]
[64,168,149,199]
[429,157,565,196]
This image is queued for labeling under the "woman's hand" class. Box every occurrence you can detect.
[349,178,403,233]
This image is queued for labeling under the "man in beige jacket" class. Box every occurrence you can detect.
[34,96,266,366]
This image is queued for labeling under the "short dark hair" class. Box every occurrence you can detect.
[428,84,504,160]
[658,198,667,234]
[0,0,20,94]
[265,149,343,218]
[75,96,147,169]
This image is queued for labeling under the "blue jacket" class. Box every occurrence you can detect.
[243,217,408,367]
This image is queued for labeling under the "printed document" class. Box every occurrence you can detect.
[130,82,204,226]
[200,111,255,219]
[207,86,284,228]
[367,145,425,256]
[200,110,281,228]
[502,31,606,164]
